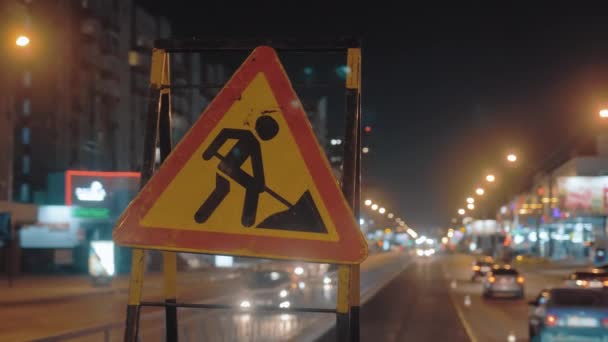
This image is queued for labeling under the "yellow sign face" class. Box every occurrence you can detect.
[114,46,368,264]
[141,73,339,241]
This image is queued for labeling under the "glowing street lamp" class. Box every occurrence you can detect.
[371,204,378,211]
[16,35,30,47]
[364,199,372,206]
[387,213,394,219]
[507,153,517,163]
[458,208,465,215]
[378,207,386,214]
[600,109,608,118]
[486,174,496,183]
[475,188,485,196]
[466,197,475,204]
[467,203,475,210]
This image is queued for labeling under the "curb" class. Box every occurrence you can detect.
[0,287,127,306]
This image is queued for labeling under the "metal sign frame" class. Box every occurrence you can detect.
[122,38,363,342]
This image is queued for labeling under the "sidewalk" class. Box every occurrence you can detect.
[0,268,241,305]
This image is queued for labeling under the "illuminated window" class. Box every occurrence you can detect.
[20,183,30,202]
[21,127,30,144]
[128,51,139,66]
[22,156,30,174]
[22,99,31,116]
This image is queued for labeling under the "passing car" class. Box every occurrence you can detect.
[471,259,494,281]
[482,267,524,299]
[238,270,297,310]
[565,271,608,289]
[529,288,608,341]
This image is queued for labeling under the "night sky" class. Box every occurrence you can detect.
[141,3,608,231]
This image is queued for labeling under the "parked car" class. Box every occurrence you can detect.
[529,288,608,341]
[482,267,524,299]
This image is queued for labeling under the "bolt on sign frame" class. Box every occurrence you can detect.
[120,38,363,342]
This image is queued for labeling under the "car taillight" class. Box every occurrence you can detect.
[603,280,608,287]
[473,265,480,271]
[488,276,496,283]
[602,318,608,328]
[517,276,525,284]
[545,314,559,327]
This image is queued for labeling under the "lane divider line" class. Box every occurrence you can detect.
[441,261,478,342]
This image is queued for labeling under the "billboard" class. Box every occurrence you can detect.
[557,176,608,214]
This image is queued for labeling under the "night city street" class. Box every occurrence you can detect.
[4,2,608,342]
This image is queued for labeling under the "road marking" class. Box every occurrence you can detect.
[441,262,477,342]
[449,290,478,342]
[464,295,471,307]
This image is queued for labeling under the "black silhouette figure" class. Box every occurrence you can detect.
[195,116,279,227]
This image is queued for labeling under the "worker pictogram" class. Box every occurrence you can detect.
[113,46,367,263]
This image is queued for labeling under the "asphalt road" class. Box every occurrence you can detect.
[320,253,576,342]
[444,254,569,342]
[0,251,408,341]
[320,255,469,342]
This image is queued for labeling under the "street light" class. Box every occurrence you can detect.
[378,207,386,214]
[507,153,517,163]
[387,213,394,219]
[600,109,608,118]
[16,35,30,47]
[475,188,485,196]
[458,208,465,215]
[364,199,372,206]
[486,174,496,183]
[371,204,378,211]
[466,197,475,204]
[467,203,475,210]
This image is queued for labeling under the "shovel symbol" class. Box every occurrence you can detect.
[194,117,327,234]
[208,153,327,233]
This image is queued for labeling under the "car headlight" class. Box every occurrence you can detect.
[240,300,251,309]
[298,281,306,289]
[279,301,290,309]
[323,276,332,285]
[294,267,304,275]
[279,289,288,298]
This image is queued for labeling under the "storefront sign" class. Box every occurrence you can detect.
[75,181,107,202]
[65,170,140,207]
[557,176,608,214]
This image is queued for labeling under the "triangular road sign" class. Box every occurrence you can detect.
[113,46,368,264]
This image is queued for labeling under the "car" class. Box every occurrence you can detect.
[238,270,298,310]
[565,271,608,289]
[416,248,436,257]
[529,288,608,341]
[482,267,524,299]
[471,259,494,281]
